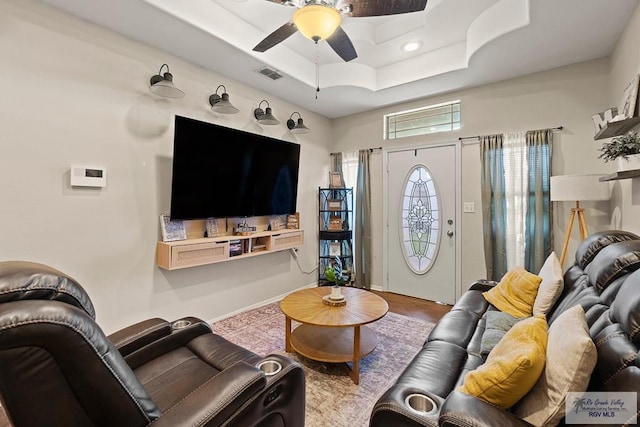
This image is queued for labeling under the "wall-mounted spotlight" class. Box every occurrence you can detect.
[287,112,311,134]
[254,100,280,125]
[149,63,185,98]
[209,85,239,114]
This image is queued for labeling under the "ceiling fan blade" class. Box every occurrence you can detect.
[346,0,427,17]
[327,26,357,62]
[253,21,298,52]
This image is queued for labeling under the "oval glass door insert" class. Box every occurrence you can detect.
[400,164,441,274]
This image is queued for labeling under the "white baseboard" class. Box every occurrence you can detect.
[207,281,317,324]
[207,282,387,324]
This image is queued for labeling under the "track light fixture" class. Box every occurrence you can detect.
[149,63,184,98]
[209,85,239,114]
[287,112,311,134]
[254,100,280,125]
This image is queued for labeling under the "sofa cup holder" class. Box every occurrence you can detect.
[257,360,282,376]
[405,393,437,416]
[172,320,191,330]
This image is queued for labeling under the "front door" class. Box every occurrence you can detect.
[386,144,458,304]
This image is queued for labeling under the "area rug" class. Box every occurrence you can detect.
[212,302,435,427]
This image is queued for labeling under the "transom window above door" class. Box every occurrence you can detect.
[385,100,461,140]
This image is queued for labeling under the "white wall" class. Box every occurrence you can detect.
[332,59,616,297]
[0,0,332,333]
[3,0,639,331]
[609,3,640,234]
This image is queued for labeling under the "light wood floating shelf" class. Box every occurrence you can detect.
[599,169,640,181]
[156,229,304,270]
[594,116,640,140]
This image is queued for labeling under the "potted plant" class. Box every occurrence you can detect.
[324,256,349,286]
[598,131,640,172]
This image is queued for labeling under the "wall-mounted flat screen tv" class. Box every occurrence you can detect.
[169,115,300,220]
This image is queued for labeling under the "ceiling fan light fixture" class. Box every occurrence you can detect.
[293,5,342,41]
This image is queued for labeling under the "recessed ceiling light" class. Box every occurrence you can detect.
[402,41,422,52]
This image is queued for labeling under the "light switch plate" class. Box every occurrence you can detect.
[463,202,475,213]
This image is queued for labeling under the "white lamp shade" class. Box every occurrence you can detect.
[550,174,610,201]
[293,5,341,41]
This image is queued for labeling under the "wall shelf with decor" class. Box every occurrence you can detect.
[318,188,353,285]
[599,169,640,181]
[157,228,303,270]
[594,116,640,140]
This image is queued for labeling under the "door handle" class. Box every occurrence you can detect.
[447,230,454,237]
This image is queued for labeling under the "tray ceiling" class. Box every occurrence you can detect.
[39,0,640,118]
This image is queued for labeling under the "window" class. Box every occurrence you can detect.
[480,130,552,280]
[400,165,440,274]
[385,100,460,140]
[502,138,528,269]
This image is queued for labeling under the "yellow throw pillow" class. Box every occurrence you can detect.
[483,267,542,318]
[458,315,547,409]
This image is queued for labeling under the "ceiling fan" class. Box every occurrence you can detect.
[253,0,428,62]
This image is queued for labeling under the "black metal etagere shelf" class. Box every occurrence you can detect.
[318,187,353,285]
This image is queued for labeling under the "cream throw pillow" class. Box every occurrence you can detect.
[533,252,564,316]
[458,315,547,409]
[513,305,597,426]
[483,267,542,318]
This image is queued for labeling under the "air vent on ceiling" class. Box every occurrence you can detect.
[256,66,284,81]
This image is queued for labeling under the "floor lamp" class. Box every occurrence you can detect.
[550,174,610,267]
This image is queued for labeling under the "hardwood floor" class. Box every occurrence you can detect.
[371,290,452,323]
[0,291,448,426]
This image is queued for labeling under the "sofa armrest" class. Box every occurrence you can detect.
[124,317,214,369]
[370,384,443,427]
[468,279,498,292]
[439,391,534,427]
[108,318,171,357]
[152,361,267,427]
[222,354,306,427]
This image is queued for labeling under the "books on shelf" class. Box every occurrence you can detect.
[160,213,187,242]
[253,244,267,252]
[229,240,243,257]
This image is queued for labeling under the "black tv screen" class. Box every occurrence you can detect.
[170,116,300,220]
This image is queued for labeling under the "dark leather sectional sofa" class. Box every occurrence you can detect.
[370,230,640,426]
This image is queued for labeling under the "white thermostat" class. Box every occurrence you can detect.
[70,165,107,188]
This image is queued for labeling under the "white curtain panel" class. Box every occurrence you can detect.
[343,151,359,276]
[503,131,528,269]
[342,151,358,234]
[342,151,359,189]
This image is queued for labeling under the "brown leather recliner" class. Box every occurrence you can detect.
[0,261,305,427]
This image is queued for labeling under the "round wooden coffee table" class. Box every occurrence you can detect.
[280,287,389,384]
